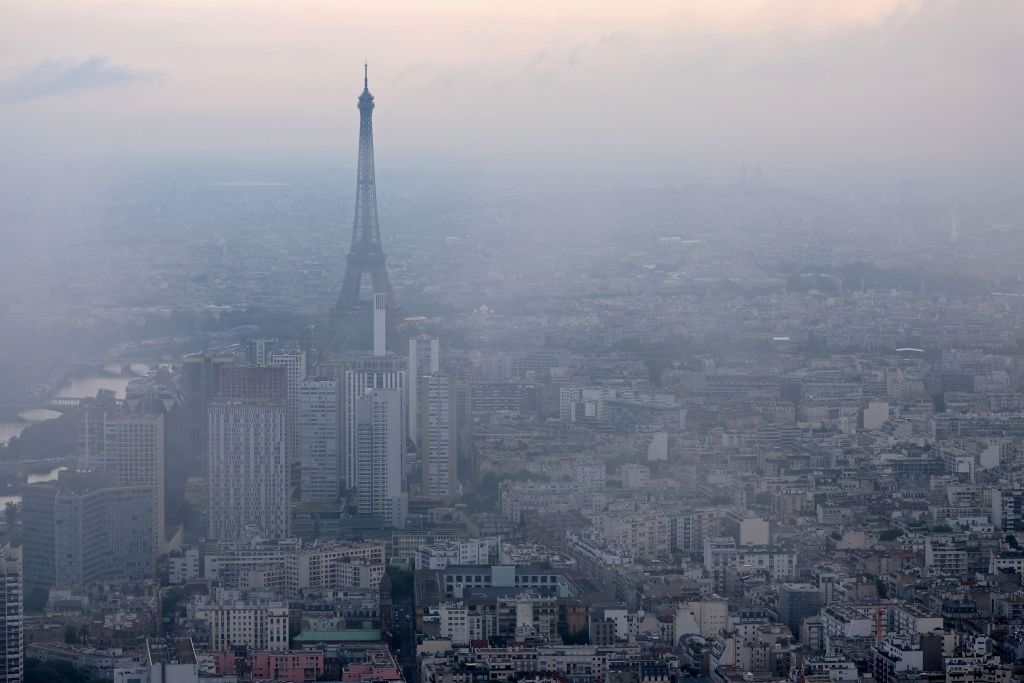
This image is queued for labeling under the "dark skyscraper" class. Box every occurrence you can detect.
[333,64,395,347]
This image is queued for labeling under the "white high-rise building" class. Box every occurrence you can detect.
[103,409,166,553]
[298,377,341,503]
[0,546,22,683]
[207,400,290,540]
[559,386,581,423]
[408,335,440,444]
[353,388,405,527]
[343,361,405,490]
[266,349,306,393]
[267,348,307,464]
[419,373,457,500]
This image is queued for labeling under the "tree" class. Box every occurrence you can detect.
[25,657,104,683]
[642,356,672,386]
[161,587,185,635]
[558,625,590,645]
[878,528,904,542]
[385,566,414,602]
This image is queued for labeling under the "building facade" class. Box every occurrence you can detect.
[22,471,155,591]
[298,377,342,503]
[419,373,457,500]
[207,399,290,540]
[353,388,405,527]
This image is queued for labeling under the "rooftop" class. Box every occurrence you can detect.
[294,629,383,643]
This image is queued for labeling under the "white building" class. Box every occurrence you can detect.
[863,401,891,430]
[104,410,166,552]
[298,378,342,503]
[737,546,797,580]
[559,387,581,423]
[416,539,497,570]
[353,388,406,527]
[266,349,306,393]
[674,508,725,552]
[169,548,201,585]
[291,543,386,591]
[574,463,607,491]
[924,538,969,577]
[419,373,457,500]
[723,509,771,546]
[408,335,440,444]
[601,513,670,560]
[207,400,290,540]
[703,536,796,589]
[438,603,471,645]
[991,489,1024,532]
[202,539,384,595]
[267,348,307,465]
[821,604,875,640]
[436,602,496,645]
[191,599,289,652]
[675,600,728,638]
[889,603,943,636]
[873,637,924,683]
[647,432,669,461]
[344,363,406,491]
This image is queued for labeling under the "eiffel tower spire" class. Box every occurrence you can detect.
[333,64,396,338]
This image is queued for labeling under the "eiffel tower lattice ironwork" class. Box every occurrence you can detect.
[334,64,396,323]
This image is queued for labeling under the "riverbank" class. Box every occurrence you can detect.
[32,364,130,404]
[0,464,70,508]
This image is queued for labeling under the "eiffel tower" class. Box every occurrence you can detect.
[332,64,396,348]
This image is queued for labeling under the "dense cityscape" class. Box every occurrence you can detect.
[4,4,1024,683]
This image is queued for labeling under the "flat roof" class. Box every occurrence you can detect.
[294,629,382,643]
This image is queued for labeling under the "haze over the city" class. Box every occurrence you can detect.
[3,3,1024,683]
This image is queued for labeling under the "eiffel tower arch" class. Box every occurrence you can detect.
[331,64,398,349]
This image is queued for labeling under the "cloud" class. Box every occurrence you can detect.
[0,56,157,104]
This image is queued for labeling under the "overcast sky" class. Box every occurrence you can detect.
[2,1,1023,190]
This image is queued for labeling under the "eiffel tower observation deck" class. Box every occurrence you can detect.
[331,64,397,349]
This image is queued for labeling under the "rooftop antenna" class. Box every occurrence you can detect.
[364,60,368,89]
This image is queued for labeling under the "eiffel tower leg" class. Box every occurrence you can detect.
[336,266,363,313]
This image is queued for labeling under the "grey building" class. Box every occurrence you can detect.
[22,470,155,592]
[408,334,440,445]
[418,372,457,501]
[298,377,342,503]
[207,399,290,540]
